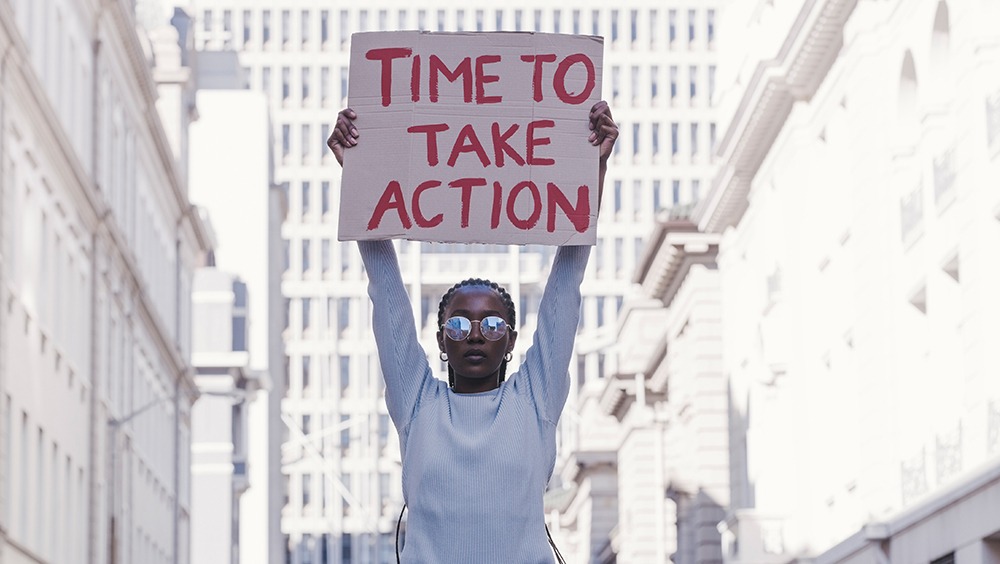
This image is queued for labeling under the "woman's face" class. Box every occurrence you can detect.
[437,286,517,383]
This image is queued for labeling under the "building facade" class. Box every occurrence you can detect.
[0,2,211,564]
[614,0,1000,562]
[186,0,721,562]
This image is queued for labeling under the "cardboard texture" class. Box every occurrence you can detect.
[339,31,604,245]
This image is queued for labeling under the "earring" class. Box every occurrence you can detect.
[439,351,448,361]
[504,352,512,362]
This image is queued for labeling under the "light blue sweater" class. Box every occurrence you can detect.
[359,240,590,564]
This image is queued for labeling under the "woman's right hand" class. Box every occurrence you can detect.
[326,108,359,167]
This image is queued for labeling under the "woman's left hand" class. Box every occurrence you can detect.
[588,101,618,165]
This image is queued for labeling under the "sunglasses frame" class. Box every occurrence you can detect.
[441,315,510,342]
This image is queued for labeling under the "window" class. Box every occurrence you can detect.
[632,180,642,219]
[436,9,445,31]
[572,10,580,34]
[321,10,329,44]
[320,67,330,102]
[710,123,717,154]
[495,9,503,31]
[668,10,676,44]
[281,66,290,100]
[302,357,311,390]
[652,122,660,156]
[515,9,523,31]
[339,10,349,45]
[340,358,351,394]
[671,122,679,155]
[651,65,659,100]
[614,181,622,214]
[691,123,699,156]
[689,65,697,99]
[596,296,605,326]
[342,533,352,563]
[261,66,271,95]
[630,10,638,44]
[379,9,388,31]
[688,10,696,42]
[338,298,351,334]
[630,66,639,102]
[203,9,213,33]
[476,10,484,31]
[340,67,348,102]
[614,238,624,273]
[553,10,561,34]
[301,182,311,216]
[610,10,618,43]
[322,181,330,214]
[670,66,678,100]
[692,179,701,201]
[672,180,681,204]
[242,10,251,44]
[709,65,717,105]
[301,10,310,45]
[322,239,331,272]
[301,67,310,100]
[418,9,426,30]
[632,123,640,156]
[649,9,658,47]
[360,9,369,31]
[707,10,716,44]
[282,124,290,157]
[591,10,599,36]
[398,9,407,30]
[456,9,465,31]
[533,9,542,32]
[262,10,271,44]
[302,240,311,273]
[281,10,290,45]
[612,66,620,101]
[301,125,311,159]
[302,473,311,506]
[653,180,663,210]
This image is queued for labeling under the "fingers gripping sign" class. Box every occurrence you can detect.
[327,108,359,166]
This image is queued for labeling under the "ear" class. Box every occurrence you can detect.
[436,330,445,353]
[506,330,518,353]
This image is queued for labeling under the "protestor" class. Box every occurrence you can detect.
[327,101,617,564]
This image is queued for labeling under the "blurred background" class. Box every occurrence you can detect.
[1,0,998,563]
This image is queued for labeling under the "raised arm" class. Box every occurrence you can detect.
[519,101,618,421]
[329,109,432,428]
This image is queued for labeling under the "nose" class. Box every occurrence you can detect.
[467,321,486,343]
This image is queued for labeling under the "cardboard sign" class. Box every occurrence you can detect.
[339,31,604,245]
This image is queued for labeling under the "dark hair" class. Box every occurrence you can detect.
[437,278,516,388]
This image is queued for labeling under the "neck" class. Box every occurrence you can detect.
[453,373,500,394]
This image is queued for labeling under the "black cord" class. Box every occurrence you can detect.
[395,504,407,564]
[546,524,567,564]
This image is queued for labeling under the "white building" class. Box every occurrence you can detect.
[186,38,286,564]
[185,1,721,562]
[628,0,1000,562]
[0,3,212,564]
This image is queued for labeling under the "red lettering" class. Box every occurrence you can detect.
[447,124,491,168]
[554,54,596,105]
[547,183,590,233]
[365,48,412,107]
[491,181,504,229]
[367,180,412,230]
[430,55,473,103]
[475,55,502,104]
[506,181,542,230]
[412,180,443,228]
[520,54,557,102]
[491,123,525,167]
[448,178,488,228]
[527,120,555,166]
[411,55,421,102]
[406,123,450,166]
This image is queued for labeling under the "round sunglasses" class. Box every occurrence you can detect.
[441,315,510,341]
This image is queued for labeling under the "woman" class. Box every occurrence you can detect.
[327,102,617,563]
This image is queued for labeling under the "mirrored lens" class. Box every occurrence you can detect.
[479,316,508,341]
[442,316,508,341]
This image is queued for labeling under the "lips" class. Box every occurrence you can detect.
[464,350,487,360]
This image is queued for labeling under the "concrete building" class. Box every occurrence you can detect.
[0,3,212,564]
[613,0,1000,562]
[184,1,723,562]
[185,40,285,564]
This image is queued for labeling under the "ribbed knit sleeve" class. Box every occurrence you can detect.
[518,245,591,423]
[357,240,434,431]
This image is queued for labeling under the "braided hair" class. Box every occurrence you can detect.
[437,278,516,388]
